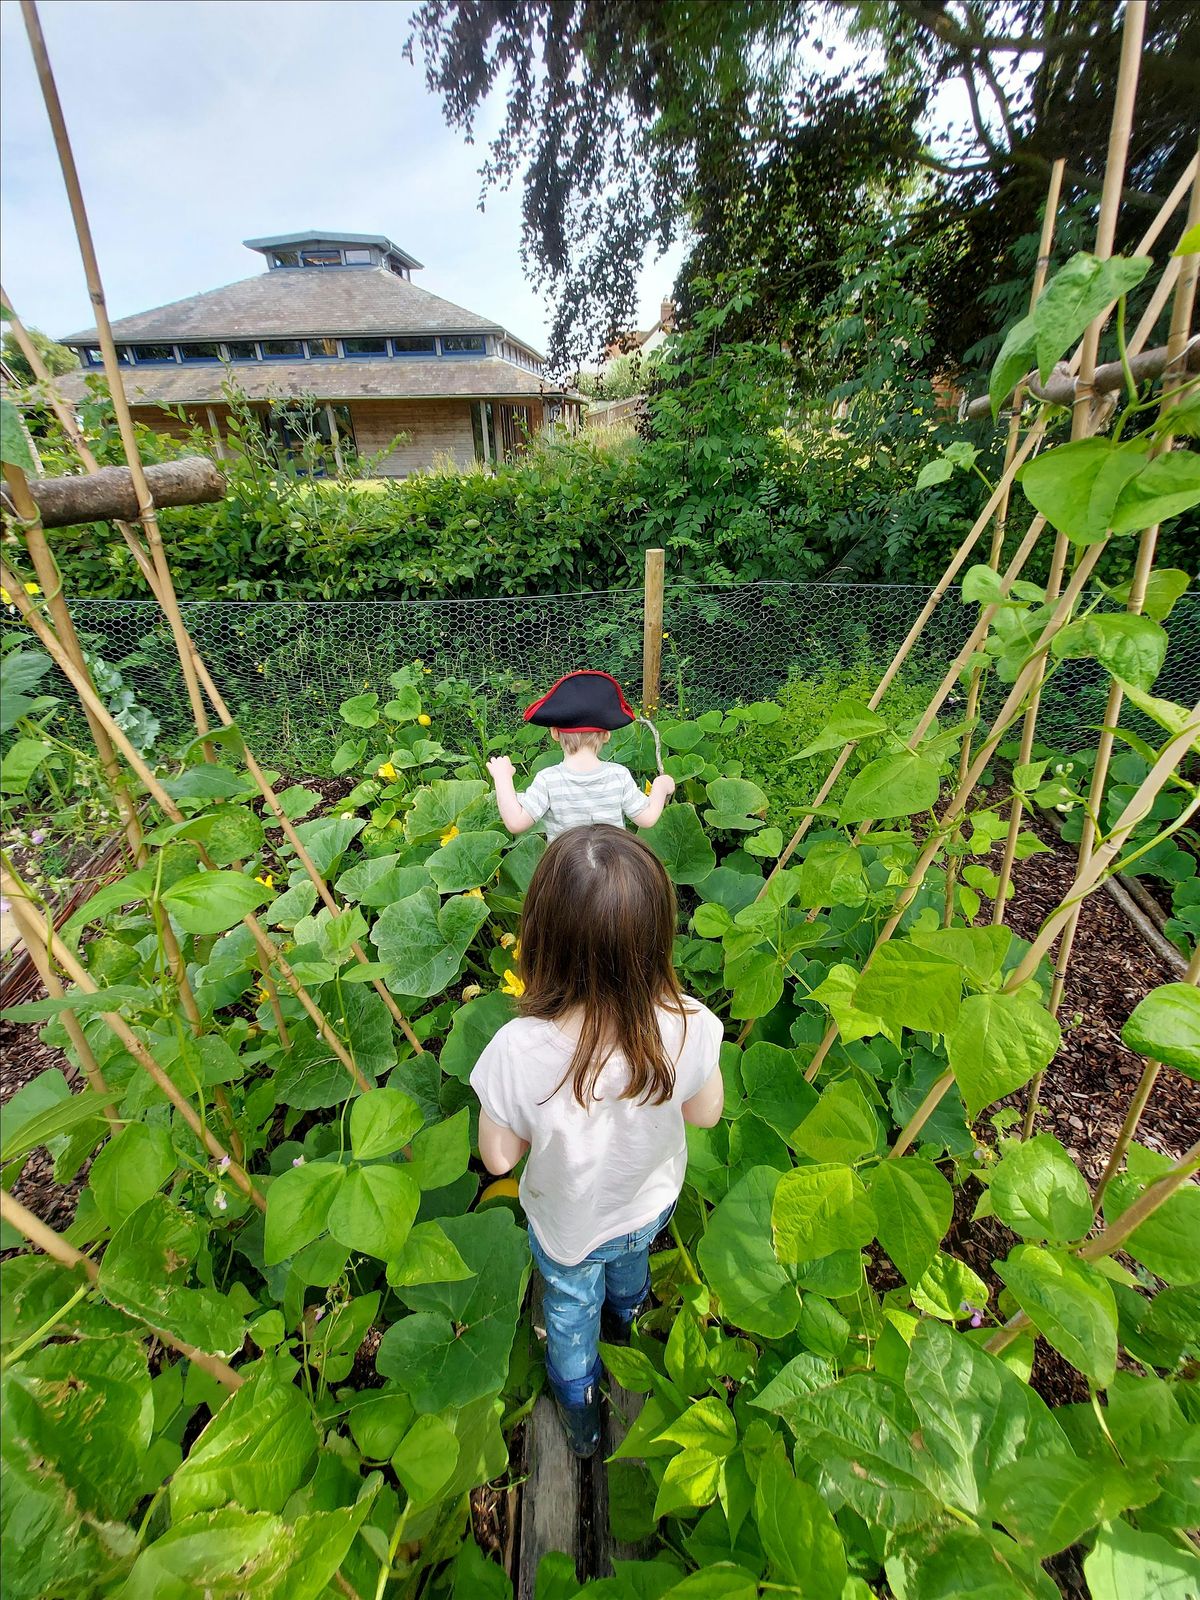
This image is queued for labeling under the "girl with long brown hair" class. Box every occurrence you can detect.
[470,825,724,1456]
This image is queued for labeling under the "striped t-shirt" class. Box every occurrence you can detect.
[519,761,649,841]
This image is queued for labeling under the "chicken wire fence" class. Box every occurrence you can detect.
[8,583,1199,773]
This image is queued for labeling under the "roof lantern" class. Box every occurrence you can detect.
[243,232,424,278]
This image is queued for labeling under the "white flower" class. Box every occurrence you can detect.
[215,1190,228,1212]
[292,1155,305,1167]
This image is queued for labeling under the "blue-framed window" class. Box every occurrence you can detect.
[441,334,486,355]
[306,338,339,359]
[180,343,222,363]
[261,339,304,360]
[301,250,342,268]
[343,248,374,265]
[391,335,436,357]
[343,337,388,358]
[130,343,177,364]
[224,341,259,361]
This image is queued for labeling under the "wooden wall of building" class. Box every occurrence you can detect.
[350,400,476,475]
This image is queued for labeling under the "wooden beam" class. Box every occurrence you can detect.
[641,548,665,715]
[1,456,224,528]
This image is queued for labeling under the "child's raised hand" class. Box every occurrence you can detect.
[653,773,676,797]
[487,754,516,783]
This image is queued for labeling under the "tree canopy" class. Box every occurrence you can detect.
[2,324,78,384]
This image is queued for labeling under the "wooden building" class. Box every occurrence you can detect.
[55,231,582,475]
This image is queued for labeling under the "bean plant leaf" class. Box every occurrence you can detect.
[377,1209,528,1412]
[653,1448,724,1519]
[88,1122,176,1229]
[350,1087,423,1162]
[946,990,1061,1119]
[170,1363,317,1519]
[1052,613,1167,691]
[771,1163,875,1263]
[989,1134,1092,1245]
[263,1161,346,1266]
[393,1414,460,1505]
[696,1166,800,1338]
[386,1221,475,1288]
[996,1245,1118,1388]
[160,870,270,935]
[1110,449,1200,535]
[643,803,718,884]
[371,886,490,997]
[1084,1519,1200,1600]
[983,1454,1140,1559]
[1121,982,1200,1076]
[1102,1178,1200,1286]
[2,394,39,471]
[989,311,1039,417]
[405,1107,471,1189]
[854,941,964,1036]
[838,751,941,825]
[868,1159,953,1284]
[791,1079,882,1164]
[754,1444,847,1599]
[97,1195,246,1356]
[327,1164,420,1261]
[1018,437,1146,542]
[439,990,517,1084]
[1031,252,1150,382]
[795,698,887,757]
[738,1042,817,1142]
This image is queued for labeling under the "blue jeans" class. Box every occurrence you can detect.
[529,1203,676,1406]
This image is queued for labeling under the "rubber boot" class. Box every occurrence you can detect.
[546,1356,602,1458]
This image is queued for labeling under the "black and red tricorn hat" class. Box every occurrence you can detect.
[523,670,636,732]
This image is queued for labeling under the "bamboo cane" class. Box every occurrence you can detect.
[0,562,370,1094]
[0,1188,243,1390]
[1,463,146,868]
[943,160,1067,925]
[0,292,422,1055]
[2,873,120,1133]
[1,862,267,1211]
[1021,168,1200,1136]
[984,1134,1200,1358]
[18,0,211,751]
[1091,944,1200,1215]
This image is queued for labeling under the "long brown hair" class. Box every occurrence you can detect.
[517,824,687,1108]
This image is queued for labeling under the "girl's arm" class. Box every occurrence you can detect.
[478,1106,531,1174]
[487,755,537,835]
[632,773,676,830]
[682,1066,724,1128]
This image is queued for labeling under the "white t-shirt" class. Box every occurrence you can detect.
[470,998,723,1265]
[519,760,649,842]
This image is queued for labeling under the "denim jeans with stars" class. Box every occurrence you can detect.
[529,1202,676,1407]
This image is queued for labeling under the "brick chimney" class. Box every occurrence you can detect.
[659,298,675,331]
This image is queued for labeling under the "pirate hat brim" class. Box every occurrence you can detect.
[523,670,636,731]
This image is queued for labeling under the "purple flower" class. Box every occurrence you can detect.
[218,1154,231,1173]
[292,1155,305,1167]
[30,829,46,845]
[0,899,9,915]
[960,1300,985,1328]
[971,1312,984,1328]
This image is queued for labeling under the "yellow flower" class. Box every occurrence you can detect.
[501,969,525,998]
[662,631,669,639]
[254,873,274,890]
[464,887,484,899]
[24,582,40,595]
[462,983,483,1001]
[255,663,265,674]
[417,714,432,727]
[644,779,652,795]
[499,931,516,949]
[256,985,270,1003]
[340,810,356,819]
[377,761,398,780]
[423,668,432,675]
[0,588,9,604]
[440,823,459,846]
[513,939,521,960]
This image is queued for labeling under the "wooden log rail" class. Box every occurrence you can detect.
[964,338,1199,419]
[1,457,225,527]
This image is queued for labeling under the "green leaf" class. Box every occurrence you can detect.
[371,885,489,997]
[854,941,962,1036]
[406,1107,471,1189]
[338,692,379,728]
[696,1166,800,1338]
[0,736,54,794]
[1084,1519,1200,1600]
[377,1209,528,1412]
[290,814,366,876]
[1018,436,1146,542]
[738,1042,817,1142]
[1103,1178,1200,1286]
[439,990,517,1083]
[989,310,1038,416]
[868,1159,953,1283]
[916,457,955,490]
[996,1245,1117,1388]
[904,1321,1070,1519]
[350,1087,423,1161]
[404,779,490,844]
[791,839,867,908]
[327,1164,419,1261]
[393,1414,460,1505]
[263,1161,346,1266]
[426,830,506,894]
[1121,982,1200,1076]
[808,961,897,1046]
[984,1453,1139,1559]
[1107,567,1190,623]
[1032,252,1150,381]
[1,395,37,472]
[160,870,269,935]
[1110,449,1200,535]
[653,1448,723,1519]
[386,1221,475,1287]
[838,750,941,825]
[989,1134,1092,1244]
[946,989,1061,1119]
[791,1078,882,1164]
[792,697,887,759]
[909,924,1012,989]
[655,1397,736,1457]
[89,1123,175,1229]
[1052,613,1167,690]
[704,776,768,828]
[171,1364,316,1519]
[98,1195,245,1356]
[910,1251,989,1321]
[747,1352,835,1418]
[771,1163,875,1263]
[754,1444,847,1600]
[643,803,718,884]
[335,853,427,909]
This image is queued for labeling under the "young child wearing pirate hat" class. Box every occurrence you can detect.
[487,670,675,841]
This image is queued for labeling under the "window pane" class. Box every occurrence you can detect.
[271,251,299,268]
[180,343,221,362]
[392,336,436,355]
[307,338,339,359]
[302,251,342,267]
[224,341,258,360]
[261,340,304,359]
[441,334,485,354]
[343,337,387,357]
[344,248,373,265]
[131,344,176,363]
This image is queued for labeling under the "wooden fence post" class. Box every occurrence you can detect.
[642,548,665,714]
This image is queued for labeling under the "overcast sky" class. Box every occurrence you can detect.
[0,0,688,356]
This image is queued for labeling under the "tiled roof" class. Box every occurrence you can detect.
[53,358,581,406]
[61,268,541,353]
